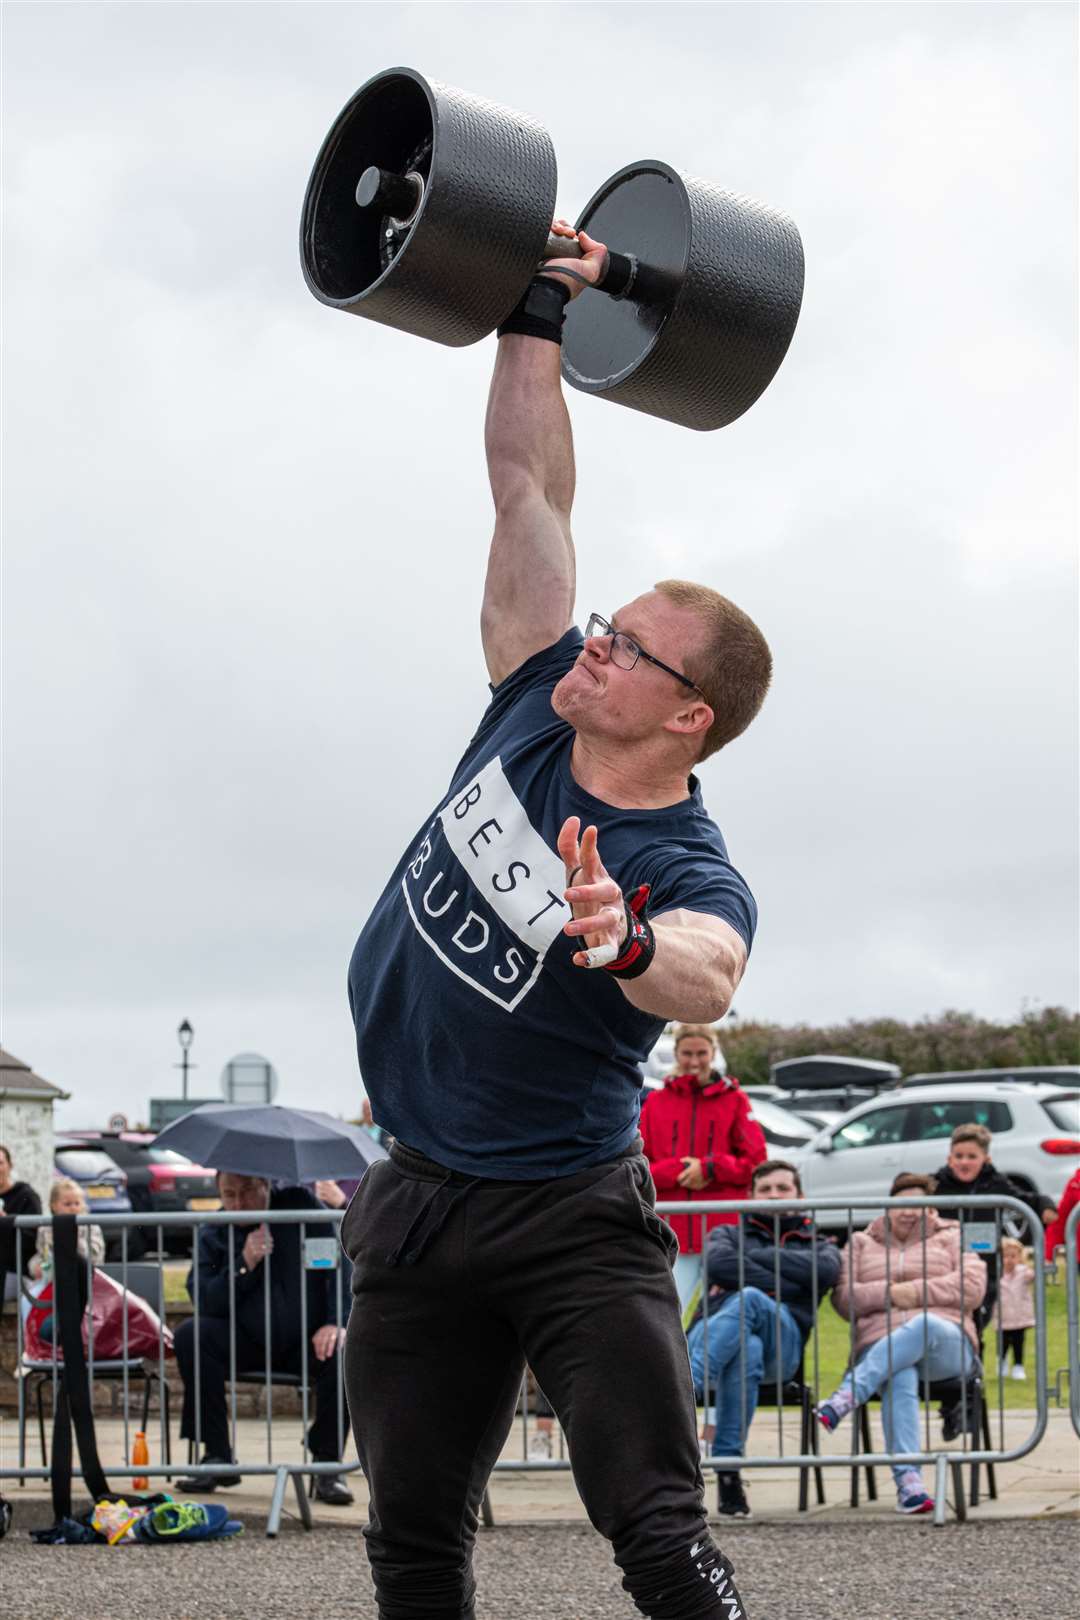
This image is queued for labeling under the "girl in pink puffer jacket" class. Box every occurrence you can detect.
[816,1172,986,1517]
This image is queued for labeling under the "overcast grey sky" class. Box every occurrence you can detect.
[2,1,1076,1130]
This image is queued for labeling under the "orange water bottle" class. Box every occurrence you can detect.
[131,1430,149,1491]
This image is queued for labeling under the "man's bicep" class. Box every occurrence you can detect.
[481,494,575,686]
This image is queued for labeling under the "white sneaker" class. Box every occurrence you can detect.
[1011,1364,1027,1381]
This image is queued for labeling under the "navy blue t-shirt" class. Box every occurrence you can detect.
[348,629,756,1178]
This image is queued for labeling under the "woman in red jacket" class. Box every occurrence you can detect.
[1044,1166,1080,1265]
[640,1024,767,1310]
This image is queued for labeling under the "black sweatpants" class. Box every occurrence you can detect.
[342,1141,742,1620]
[174,1316,347,1462]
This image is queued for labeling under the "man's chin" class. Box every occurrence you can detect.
[551,676,581,720]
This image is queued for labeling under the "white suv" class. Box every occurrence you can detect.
[795,1081,1080,1229]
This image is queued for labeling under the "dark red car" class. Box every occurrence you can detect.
[66,1132,220,1255]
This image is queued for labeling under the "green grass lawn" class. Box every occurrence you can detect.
[162,1260,190,1308]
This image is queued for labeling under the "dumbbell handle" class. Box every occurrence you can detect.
[356,166,644,301]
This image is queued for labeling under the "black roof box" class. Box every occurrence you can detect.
[770,1055,902,1092]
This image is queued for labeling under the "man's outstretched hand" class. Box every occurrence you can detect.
[542,221,608,300]
[558,816,627,968]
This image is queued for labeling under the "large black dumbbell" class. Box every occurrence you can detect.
[300,67,804,431]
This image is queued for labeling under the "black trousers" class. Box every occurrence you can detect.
[174,1315,347,1462]
[342,1142,739,1620]
[998,1326,1027,1365]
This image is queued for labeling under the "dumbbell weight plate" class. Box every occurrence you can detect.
[300,67,558,347]
[562,162,804,431]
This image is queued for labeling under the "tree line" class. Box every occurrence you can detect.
[723,1006,1080,1088]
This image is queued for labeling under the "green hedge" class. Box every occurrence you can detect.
[725,1006,1080,1088]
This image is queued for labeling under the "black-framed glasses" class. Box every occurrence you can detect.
[584,613,706,698]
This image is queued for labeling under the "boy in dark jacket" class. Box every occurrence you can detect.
[932,1121,1054,1329]
[686,1159,840,1517]
[173,1172,353,1500]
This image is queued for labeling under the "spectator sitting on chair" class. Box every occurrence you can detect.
[174,1171,353,1503]
[0,1144,42,1303]
[932,1121,1054,1330]
[817,1172,986,1518]
[28,1179,105,1341]
[639,1023,766,1312]
[686,1158,840,1519]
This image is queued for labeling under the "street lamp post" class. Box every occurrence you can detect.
[177,1019,195,1101]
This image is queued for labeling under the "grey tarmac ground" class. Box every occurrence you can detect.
[3,1507,1080,1620]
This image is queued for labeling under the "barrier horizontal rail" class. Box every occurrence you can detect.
[1065,1202,1079,1439]
[2,1206,353,1536]
[1,1192,1051,1529]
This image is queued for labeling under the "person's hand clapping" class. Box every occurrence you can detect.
[242,1223,273,1271]
[558,817,627,969]
[315,1180,348,1210]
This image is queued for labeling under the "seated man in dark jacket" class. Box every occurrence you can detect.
[686,1159,840,1518]
[174,1172,352,1502]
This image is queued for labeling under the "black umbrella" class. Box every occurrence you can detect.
[153,1104,388,1183]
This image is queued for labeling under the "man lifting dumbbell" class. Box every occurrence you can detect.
[341,218,772,1619]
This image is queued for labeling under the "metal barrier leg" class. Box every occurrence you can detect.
[810,1397,826,1506]
[932,1453,948,1526]
[860,1405,877,1501]
[951,1459,967,1522]
[266,1466,289,1538]
[980,1396,997,1501]
[36,1377,47,1469]
[481,1487,495,1528]
[292,1470,313,1531]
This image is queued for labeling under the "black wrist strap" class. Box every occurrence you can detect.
[603,884,656,979]
[497,275,571,344]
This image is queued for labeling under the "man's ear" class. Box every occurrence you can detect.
[664,699,713,741]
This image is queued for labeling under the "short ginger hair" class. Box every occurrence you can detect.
[654,579,772,759]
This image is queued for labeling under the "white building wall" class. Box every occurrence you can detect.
[0,1096,55,1208]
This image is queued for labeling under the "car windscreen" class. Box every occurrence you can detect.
[144,1148,198,1165]
[1041,1095,1080,1134]
[55,1149,118,1178]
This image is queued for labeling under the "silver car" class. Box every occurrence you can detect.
[795,1080,1080,1229]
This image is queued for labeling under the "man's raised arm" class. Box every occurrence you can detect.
[480,227,607,686]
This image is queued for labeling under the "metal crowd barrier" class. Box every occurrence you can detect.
[495,1192,1049,1529]
[1,1193,1052,1531]
[1066,1202,1080,1439]
[2,1207,353,1536]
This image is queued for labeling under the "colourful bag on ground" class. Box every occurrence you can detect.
[134,1501,243,1542]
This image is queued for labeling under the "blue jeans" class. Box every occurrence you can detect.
[687,1287,802,1458]
[842,1315,980,1485]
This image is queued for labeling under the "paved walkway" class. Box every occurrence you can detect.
[2,1405,1078,1527]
